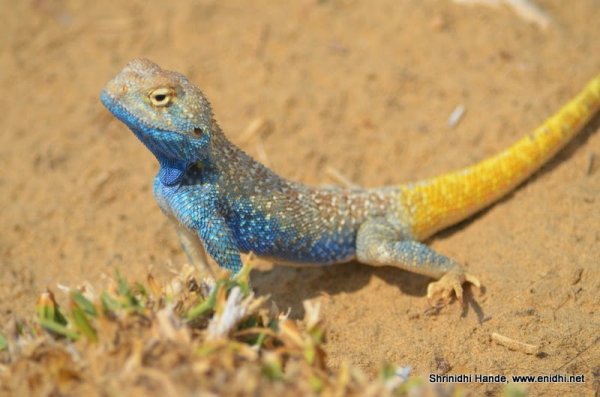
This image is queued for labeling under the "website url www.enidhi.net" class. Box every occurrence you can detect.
[429,373,585,384]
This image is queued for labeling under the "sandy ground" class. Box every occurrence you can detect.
[1,0,599,395]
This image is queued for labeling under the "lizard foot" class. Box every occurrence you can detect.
[427,268,481,305]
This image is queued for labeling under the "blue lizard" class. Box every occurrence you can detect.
[101,59,600,303]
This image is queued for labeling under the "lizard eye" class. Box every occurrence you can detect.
[149,87,175,107]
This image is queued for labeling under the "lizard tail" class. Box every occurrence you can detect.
[399,74,600,241]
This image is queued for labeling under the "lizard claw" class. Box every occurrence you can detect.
[427,269,481,305]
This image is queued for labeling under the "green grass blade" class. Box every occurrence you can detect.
[186,280,227,320]
[71,292,97,317]
[0,332,7,351]
[38,318,79,340]
[100,291,121,313]
[70,300,98,343]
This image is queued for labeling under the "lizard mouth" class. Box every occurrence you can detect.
[100,90,192,140]
[100,90,153,132]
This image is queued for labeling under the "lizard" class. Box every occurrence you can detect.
[100,58,600,304]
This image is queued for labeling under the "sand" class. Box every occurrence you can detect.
[1,0,599,395]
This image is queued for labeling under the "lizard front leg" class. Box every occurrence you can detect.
[173,220,215,278]
[356,217,480,304]
[169,186,243,275]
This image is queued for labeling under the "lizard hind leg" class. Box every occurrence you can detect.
[355,217,480,304]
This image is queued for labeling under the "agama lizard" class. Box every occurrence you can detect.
[101,59,600,303]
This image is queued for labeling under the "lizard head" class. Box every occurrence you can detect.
[100,58,214,168]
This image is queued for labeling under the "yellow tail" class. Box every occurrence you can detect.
[399,74,600,241]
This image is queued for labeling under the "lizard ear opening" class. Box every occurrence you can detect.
[192,127,203,137]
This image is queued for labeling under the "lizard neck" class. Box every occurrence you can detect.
[134,130,193,186]
[136,119,281,188]
[207,124,281,186]
[131,122,216,186]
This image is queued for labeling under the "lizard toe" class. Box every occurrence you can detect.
[427,270,480,306]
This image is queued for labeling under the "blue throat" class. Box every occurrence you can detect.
[129,124,211,187]
[100,91,210,187]
[158,158,189,186]
[128,125,192,186]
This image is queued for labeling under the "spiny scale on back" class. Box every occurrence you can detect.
[101,58,600,304]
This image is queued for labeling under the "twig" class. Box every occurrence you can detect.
[453,0,551,29]
[238,117,273,146]
[587,153,597,176]
[491,332,539,354]
[325,166,359,189]
[448,104,466,128]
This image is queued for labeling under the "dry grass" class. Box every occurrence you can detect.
[0,263,426,397]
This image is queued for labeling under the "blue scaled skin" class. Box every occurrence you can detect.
[101,59,600,303]
[100,87,365,272]
[100,60,378,274]
[101,59,499,304]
